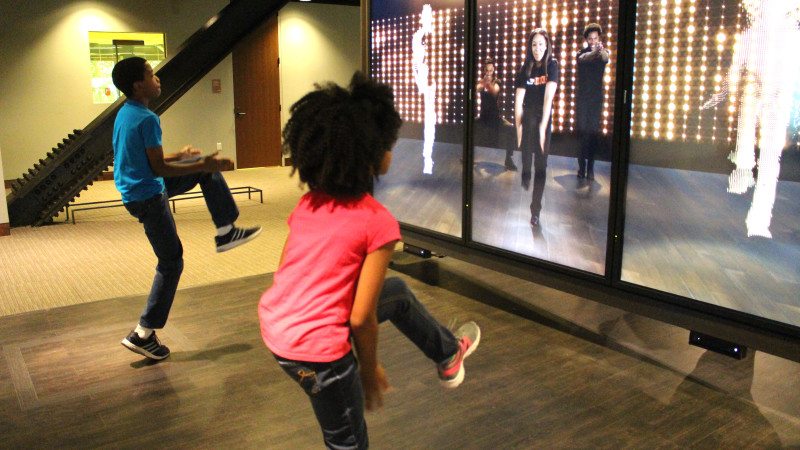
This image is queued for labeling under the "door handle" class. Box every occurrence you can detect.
[235,110,246,117]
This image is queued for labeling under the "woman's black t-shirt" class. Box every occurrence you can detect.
[514,58,559,117]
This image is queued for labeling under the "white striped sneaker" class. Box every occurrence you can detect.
[121,330,170,360]
[215,226,262,252]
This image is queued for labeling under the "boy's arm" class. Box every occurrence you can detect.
[146,145,233,177]
[163,145,202,162]
[350,240,396,411]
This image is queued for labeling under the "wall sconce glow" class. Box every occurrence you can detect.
[286,23,305,43]
[78,10,110,30]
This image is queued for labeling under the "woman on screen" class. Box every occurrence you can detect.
[514,29,559,227]
[476,56,517,171]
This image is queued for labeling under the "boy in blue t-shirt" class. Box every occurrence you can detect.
[112,57,262,360]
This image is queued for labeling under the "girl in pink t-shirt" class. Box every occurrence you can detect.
[259,73,480,449]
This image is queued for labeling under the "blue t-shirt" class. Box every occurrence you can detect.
[112,100,165,203]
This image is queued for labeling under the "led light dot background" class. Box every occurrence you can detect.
[371,8,466,124]
[476,0,617,134]
[370,0,618,135]
[632,0,800,146]
[371,0,799,147]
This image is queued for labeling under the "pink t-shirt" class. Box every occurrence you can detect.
[259,191,401,362]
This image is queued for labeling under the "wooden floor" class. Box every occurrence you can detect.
[374,138,614,274]
[376,138,800,330]
[470,146,610,275]
[2,254,799,448]
[375,138,465,237]
[622,164,800,329]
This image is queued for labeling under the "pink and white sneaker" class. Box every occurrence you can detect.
[437,321,481,388]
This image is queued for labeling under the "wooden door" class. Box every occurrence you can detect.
[232,13,281,168]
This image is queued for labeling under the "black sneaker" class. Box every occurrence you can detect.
[122,330,170,360]
[215,226,262,252]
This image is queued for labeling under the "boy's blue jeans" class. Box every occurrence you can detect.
[274,277,460,450]
[123,172,239,329]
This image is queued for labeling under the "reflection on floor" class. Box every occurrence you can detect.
[2,256,798,447]
[471,145,610,274]
[375,137,800,329]
[375,138,610,274]
[623,164,800,328]
[375,138,463,237]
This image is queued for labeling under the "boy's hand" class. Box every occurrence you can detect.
[361,363,391,411]
[178,145,202,160]
[202,152,234,172]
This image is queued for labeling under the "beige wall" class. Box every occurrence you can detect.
[278,3,361,128]
[0,0,360,181]
[0,146,8,225]
[0,0,231,181]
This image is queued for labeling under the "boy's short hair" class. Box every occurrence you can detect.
[282,72,402,197]
[583,23,603,38]
[112,57,147,98]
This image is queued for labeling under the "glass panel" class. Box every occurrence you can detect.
[470,0,619,274]
[370,1,465,237]
[622,0,800,327]
[89,32,166,104]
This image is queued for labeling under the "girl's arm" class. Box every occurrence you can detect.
[515,87,526,148]
[539,81,558,151]
[350,240,396,411]
[277,235,289,268]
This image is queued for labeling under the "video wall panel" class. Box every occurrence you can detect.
[621,0,800,328]
[369,0,800,334]
[371,0,466,237]
[469,0,618,274]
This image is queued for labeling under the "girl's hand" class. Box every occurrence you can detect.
[361,364,391,411]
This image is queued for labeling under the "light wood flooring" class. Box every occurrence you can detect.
[2,254,799,448]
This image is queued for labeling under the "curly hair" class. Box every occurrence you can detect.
[282,72,402,197]
[583,23,602,38]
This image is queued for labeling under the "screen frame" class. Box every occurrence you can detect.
[364,0,800,361]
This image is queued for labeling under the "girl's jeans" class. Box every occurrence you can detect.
[274,277,460,449]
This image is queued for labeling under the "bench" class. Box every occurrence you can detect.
[66,186,263,224]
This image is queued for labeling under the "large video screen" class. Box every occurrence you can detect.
[469,0,618,274]
[621,0,800,327]
[371,0,466,237]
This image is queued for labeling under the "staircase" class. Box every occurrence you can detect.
[6,0,288,227]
